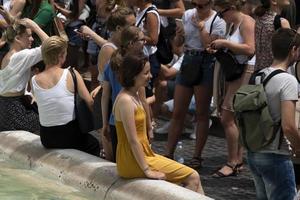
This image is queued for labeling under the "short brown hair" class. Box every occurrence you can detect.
[119,48,148,88]
[41,36,68,65]
[272,28,300,60]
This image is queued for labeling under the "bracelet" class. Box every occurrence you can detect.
[143,166,149,172]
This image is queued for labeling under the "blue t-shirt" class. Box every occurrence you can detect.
[103,63,122,125]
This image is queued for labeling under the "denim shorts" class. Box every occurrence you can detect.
[176,52,215,87]
[247,152,297,200]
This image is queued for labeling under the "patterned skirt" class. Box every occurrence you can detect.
[0,96,39,133]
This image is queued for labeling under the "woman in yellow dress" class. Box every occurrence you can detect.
[113,48,204,193]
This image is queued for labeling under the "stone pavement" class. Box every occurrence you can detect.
[151,117,256,200]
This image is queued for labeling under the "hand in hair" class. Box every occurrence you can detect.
[0,5,15,25]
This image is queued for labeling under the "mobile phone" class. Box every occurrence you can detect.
[74,28,82,33]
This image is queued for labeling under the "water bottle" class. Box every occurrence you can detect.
[175,141,184,164]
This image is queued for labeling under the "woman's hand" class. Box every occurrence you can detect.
[78,25,92,40]
[144,169,166,180]
[209,39,228,50]
[191,14,205,31]
[20,18,38,29]
[90,85,101,99]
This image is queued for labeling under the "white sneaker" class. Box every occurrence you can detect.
[154,121,170,134]
[189,119,212,140]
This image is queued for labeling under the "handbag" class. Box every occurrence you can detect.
[69,68,94,133]
[214,49,246,82]
[53,16,69,42]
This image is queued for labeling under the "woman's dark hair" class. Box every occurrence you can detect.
[119,47,148,88]
[254,0,270,17]
[25,0,42,19]
[106,7,134,32]
[272,28,300,60]
[110,26,141,72]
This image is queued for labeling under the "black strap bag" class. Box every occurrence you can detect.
[214,49,246,82]
[69,68,94,133]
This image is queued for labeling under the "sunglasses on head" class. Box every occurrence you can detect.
[218,8,230,19]
[191,0,211,9]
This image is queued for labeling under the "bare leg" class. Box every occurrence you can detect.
[193,84,212,158]
[217,109,240,175]
[152,80,168,118]
[183,171,204,194]
[165,84,193,158]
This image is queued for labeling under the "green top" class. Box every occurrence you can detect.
[22,0,55,47]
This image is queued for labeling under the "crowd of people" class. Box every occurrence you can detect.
[0,0,300,198]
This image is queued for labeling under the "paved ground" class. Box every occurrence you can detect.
[151,117,256,200]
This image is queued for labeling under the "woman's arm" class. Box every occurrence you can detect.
[80,25,107,47]
[74,69,94,111]
[138,87,153,142]
[97,46,115,75]
[101,81,111,139]
[22,18,49,42]
[157,0,185,18]
[210,16,255,56]
[144,12,159,46]
[116,96,165,179]
[10,0,26,17]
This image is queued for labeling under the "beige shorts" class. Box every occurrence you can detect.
[222,65,254,112]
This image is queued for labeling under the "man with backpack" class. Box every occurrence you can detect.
[234,28,300,200]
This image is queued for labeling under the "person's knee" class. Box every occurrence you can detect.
[220,113,235,128]
[185,171,200,186]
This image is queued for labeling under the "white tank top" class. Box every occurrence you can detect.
[228,24,250,64]
[32,69,75,127]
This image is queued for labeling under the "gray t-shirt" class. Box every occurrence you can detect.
[255,67,298,155]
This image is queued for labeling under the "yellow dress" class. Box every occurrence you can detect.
[115,105,195,184]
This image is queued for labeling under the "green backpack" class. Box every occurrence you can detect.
[233,69,285,152]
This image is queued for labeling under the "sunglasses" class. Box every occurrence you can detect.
[191,0,211,9]
[218,8,230,19]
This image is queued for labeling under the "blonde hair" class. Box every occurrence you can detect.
[41,36,68,65]
[2,24,27,44]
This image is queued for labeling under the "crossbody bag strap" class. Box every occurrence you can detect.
[136,6,157,27]
[209,13,218,35]
[68,67,78,113]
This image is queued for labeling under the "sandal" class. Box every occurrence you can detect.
[212,163,237,178]
[236,162,244,173]
[185,157,203,169]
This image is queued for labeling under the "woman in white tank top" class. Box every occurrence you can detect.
[209,0,255,178]
[31,36,100,156]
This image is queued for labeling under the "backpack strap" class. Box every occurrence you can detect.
[262,69,286,87]
[136,6,157,27]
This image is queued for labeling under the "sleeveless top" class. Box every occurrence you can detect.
[135,5,160,56]
[255,11,277,70]
[97,42,118,82]
[32,69,75,127]
[228,23,254,65]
